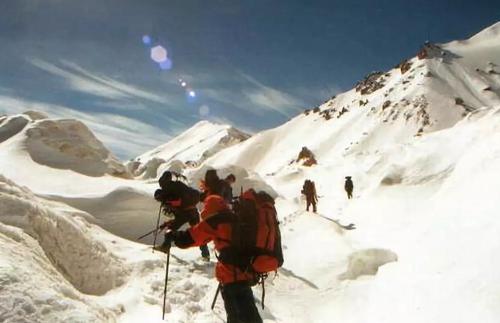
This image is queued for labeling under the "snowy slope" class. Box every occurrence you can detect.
[1,22,500,323]
[131,121,250,179]
[198,23,500,323]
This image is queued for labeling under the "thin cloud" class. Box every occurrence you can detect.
[293,83,344,106]
[201,72,306,118]
[239,72,306,117]
[28,58,170,104]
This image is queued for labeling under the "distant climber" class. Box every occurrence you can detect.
[296,147,317,166]
[154,171,210,260]
[302,179,318,213]
[199,170,236,205]
[344,176,354,199]
[220,173,236,204]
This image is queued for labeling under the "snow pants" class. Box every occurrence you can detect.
[221,281,262,323]
[306,196,317,212]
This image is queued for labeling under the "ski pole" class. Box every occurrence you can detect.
[261,280,266,310]
[152,204,163,252]
[162,249,171,320]
[137,227,160,241]
[211,283,221,310]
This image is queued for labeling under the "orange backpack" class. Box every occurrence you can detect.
[219,189,284,275]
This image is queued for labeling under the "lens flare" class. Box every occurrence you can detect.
[181,81,187,87]
[159,58,173,70]
[151,45,168,63]
[142,35,152,45]
[188,90,196,97]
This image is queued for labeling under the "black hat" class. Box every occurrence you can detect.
[225,173,236,182]
[205,169,219,184]
[159,171,172,189]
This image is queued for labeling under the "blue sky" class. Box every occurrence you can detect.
[0,0,498,158]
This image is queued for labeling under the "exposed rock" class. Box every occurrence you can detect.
[359,99,369,107]
[398,59,413,74]
[0,115,30,143]
[417,42,445,60]
[355,71,385,95]
[185,160,198,168]
[25,119,130,178]
[338,107,349,118]
[23,111,48,121]
[320,110,332,120]
[296,146,317,167]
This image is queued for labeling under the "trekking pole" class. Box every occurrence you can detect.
[137,227,160,241]
[152,204,163,252]
[162,248,171,320]
[211,283,221,310]
[260,278,266,310]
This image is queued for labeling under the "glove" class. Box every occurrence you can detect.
[160,220,175,230]
[163,231,178,248]
[153,231,176,254]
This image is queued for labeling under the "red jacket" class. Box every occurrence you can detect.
[172,194,254,284]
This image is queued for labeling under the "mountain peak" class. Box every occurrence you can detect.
[0,111,129,178]
[130,120,250,178]
[468,21,500,42]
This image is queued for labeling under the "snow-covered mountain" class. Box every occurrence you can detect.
[1,22,500,323]
[0,111,130,180]
[129,120,250,179]
[206,22,500,177]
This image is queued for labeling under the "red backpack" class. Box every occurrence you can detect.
[219,189,284,275]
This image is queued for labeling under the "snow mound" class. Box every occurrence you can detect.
[0,174,230,322]
[0,223,116,323]
[0,175,130,295]
[25,118,129,178]
[338,248,398,280]
[22,110,49,121]
[46,186,160,244]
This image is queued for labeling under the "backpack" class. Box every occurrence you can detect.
[218,179,233,204]
[302,179,312,195]
[219,189,284,275]
[181,185,200,208]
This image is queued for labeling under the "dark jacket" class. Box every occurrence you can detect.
[345,179,353,192]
